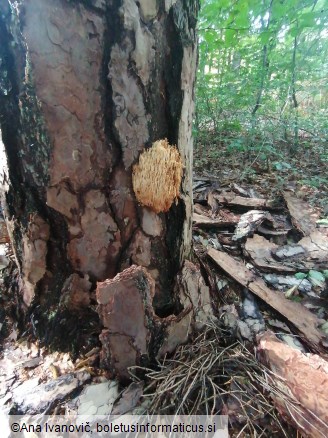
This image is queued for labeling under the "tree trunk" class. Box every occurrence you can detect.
[0,0,199,353]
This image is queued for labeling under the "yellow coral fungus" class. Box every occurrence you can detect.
[132,139,183,214]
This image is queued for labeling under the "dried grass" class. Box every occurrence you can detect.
[131,321,301,437]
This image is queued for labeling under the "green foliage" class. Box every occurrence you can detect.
[294,272,307,280]
[295,270,327,288]
[196,0,328,156]
[308,270,326,287]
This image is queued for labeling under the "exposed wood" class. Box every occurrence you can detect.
[258,331,328,438]
[283,192,317,235]
[208,248,326,350]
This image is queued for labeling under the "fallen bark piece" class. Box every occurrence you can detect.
[283,192,317,235]
[298,231,328,266]
[233,210,273,241]
[193,212,237,229]
[246,233,328,273]
[257,331,328,438]
[214,191,278,210]
[193,203,210,216]
[97,265,159,380]
[208,248,326,350]
[244,234,295,273]
[257,225,288,237]
[231,183,251,197]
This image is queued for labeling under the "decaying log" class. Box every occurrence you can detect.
[283,192,317,235]
[97,263,215,379]
[208,248,326,350]
[257,331,328,438]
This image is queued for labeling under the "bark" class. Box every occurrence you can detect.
[0,0,199,350]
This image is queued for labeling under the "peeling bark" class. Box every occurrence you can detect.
[258,331,328,438]
[0,0,199,350]
[97,262,215,380]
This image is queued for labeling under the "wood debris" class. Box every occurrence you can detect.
[213,191,278,209]
[193,212,237,229]
[283,191,317,235]
[244,234,296,273]
[208,248,326,350]
[233,210,273,240]
[257,331,328,438]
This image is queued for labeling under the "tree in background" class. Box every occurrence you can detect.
[196,0,328,155]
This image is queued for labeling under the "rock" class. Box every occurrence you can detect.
[239,290,265,338]
[264,274,312,294]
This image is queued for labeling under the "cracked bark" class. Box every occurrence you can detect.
[0,0,200,353]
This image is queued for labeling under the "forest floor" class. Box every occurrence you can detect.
[194,133,328,215]
[0,134,328,437]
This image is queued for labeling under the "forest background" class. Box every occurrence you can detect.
[195,0,328,208]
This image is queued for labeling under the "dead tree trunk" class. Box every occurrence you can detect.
[0,0,201,356]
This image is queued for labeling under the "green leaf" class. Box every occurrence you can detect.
[299,11,317,29]
[259,31,271,45]
[289,27,299,38]
[295,272,307,280]
[225,29,235,45]
[322,270,328,279]
[308,270,325,287]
